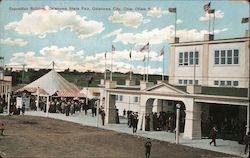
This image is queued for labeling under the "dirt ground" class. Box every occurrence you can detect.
[0,115,239,158]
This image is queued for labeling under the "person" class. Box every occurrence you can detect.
[0,121,5,136]
[244,132,250,154]
[132,115,138,133]
[209,125,218,146]
[145,138,152,158]
[123,109,126,117]
[101,110,105,126]
[21,102,25,115]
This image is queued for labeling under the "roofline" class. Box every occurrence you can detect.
[171,37,249,47]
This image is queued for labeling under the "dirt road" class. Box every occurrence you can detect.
[0,115,238,158]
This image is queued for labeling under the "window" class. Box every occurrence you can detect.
[119,95,123,101]
[184,52,188,65]
[189,80,193,84]
[179,52,183,65]
[233,81,239,86]
[220,81,225,86]
[214,81,219,85]
[116,95,118,101]
[214,50,220,64]
[195,51,199,65]
[221,50,226,64]
[226,81,232,86]
[178,80,183,84]
[189,52,193,65]
[195,80,199,85]
[227,50,232,64]
[184,80,188,84]
[234,49,239,64]
[134,97,139,103]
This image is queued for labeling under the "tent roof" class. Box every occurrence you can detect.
[19,70,80,95]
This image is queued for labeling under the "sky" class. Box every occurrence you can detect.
[0,0,249,75]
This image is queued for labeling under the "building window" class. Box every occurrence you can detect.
[184,52,188,65]
[233,81,239,86]
[119,95,123,101]
[189,80,193,84]
[179,52,183,65]
[221,50,226,64]
[116,95,118,101]
[227,50,232,64]
[184,80,188,84]
[195,51,199,65]
[195,80,199,85]
[220,81,225,86]
[214,50,220,64]
[226,81,232,86]
[134,97,139,103]
[178,80,182,84]
[214,81,219,85]
[234,49,239,64]
[189,52,193,65]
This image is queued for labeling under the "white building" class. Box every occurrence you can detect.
[169,32,249,88]
[101,32,249,140]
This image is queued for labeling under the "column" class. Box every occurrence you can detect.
[105,91,116,124]
[183,99,202,139]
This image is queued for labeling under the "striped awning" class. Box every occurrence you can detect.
[55,91,85,98]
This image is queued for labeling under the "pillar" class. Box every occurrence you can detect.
[105,92,116,124]
[183,100,202,139]
[138,97,154,131]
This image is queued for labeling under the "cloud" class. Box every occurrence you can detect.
[8,46,164,74]
[108,11,150,28]
[147,8,169,18]
[5,6,104,39]
[176,19,183,24]
[102,29,122,39]
[106,25,228,46]
[228,0,249,3]
[0,38,28,46]
[199,10,224,21]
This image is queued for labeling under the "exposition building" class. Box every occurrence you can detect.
[101,32,249,140]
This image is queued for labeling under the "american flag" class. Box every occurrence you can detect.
[208,9,215,14]
[203,2,211,12]
[160,47,164,56]
[168,8,176,13]
[241,17,249,23]
[112,45,115,51]
[140,42,149,52]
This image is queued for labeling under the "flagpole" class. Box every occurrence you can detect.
[104,51,107,80]
[147,49,149,82]
[130,49,132,81]
[213,9,215,35]
[175,11,177,38]
[162,49,165,81]
[208,1,211,34]
[143,56,145,82]
[111,49,113,81]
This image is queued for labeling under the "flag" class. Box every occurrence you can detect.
[203,2,210,12]
[104,52,106,59]
[112,45,115,51]
[208,9,215,14]
[160,47,164,56]
[129,51,132,59]
[140,42,149,52]
[142,55,145,62]
[168,8,176,13]
[241,17,249,23]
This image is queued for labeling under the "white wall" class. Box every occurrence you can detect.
[174,45,203,85]
[208,42,247,88]
[115,94,140,116]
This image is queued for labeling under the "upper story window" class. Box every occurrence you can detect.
[214,49,239,65]
[134,96,140,103]
[178,51,199,66]
[119,95,123,101]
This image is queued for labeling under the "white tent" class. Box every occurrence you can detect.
[18,70,80,96]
